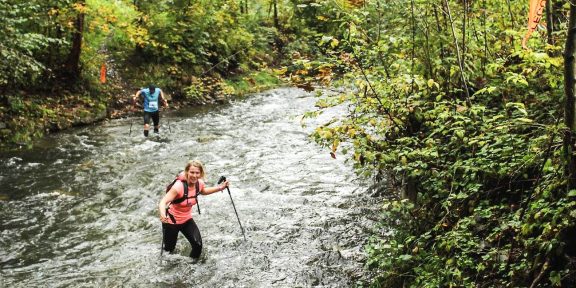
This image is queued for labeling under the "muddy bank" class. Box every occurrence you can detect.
[0,73,282,149]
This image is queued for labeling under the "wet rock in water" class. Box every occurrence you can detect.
[196,134,219,143]
[258,184,270,192]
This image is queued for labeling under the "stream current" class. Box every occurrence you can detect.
[0,88,379,287]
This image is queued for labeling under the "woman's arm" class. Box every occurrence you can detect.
[202,180,229,195]
[158,187,178,222]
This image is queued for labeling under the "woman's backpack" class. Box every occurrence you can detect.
[164,172,201,223]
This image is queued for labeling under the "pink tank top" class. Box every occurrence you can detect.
[168,179,205,224]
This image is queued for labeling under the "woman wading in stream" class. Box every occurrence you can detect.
[158,160,230,258]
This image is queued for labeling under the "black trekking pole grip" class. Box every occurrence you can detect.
[217,176,246,241]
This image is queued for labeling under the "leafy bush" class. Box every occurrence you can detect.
[289,0,576,287]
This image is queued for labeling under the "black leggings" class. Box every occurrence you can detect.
[143,111,160,127]
[162,219,203,258]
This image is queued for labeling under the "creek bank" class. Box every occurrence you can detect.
[0,70,282,150]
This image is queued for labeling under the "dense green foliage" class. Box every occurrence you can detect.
[0,0,68,89]
[286,0,576,287]
[0,0,288,147]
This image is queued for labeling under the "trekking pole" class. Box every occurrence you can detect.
[130,97,137,136]
[160,204,174,260]
[218,176,246,241]
[160,205,169,259]
[162,106,171,134]
[160,224,165,259]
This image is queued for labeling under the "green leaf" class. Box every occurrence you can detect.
[399,254,413,261]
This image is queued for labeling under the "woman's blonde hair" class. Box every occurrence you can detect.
[185,160,206,179]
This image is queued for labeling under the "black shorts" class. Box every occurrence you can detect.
[143,111,160,126]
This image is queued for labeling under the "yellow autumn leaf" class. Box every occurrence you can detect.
[331,38,339,48]
[348,128,356,137]
[332,139,340,152]
[273,67,287,75]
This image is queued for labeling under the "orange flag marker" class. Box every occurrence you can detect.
[522,0,546,49]
[100,63,106,83]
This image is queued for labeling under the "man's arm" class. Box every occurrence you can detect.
[160,90,169,108]
[132,90,142,105]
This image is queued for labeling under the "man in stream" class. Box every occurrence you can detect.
[132,84,169,137]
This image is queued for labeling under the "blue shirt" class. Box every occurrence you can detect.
[141,88,161,112]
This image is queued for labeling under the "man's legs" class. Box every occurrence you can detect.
[143,112,151,137]
[152,111,160,133]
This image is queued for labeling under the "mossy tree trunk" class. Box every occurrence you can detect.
[564,3,576,190]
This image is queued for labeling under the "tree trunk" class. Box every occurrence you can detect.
[273,0,278,29]
[65,2,85,80]
[240,0,248,14]
[546,0,554,45]
[402,175,418,203]
[564,3,576,190]
[444,0,470,106]
[553,0,563,32]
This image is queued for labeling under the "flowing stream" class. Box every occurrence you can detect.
[0,88,379,287]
